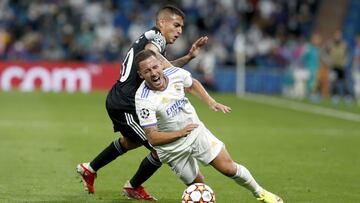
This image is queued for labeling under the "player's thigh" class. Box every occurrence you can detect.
[119,136,142,150]
[107,109,153,150]
[192,126,224,165]
[193,126,236,176]
[209,147,237,177]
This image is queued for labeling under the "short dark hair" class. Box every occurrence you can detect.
[134,49,157,70]
[156,5,185,21]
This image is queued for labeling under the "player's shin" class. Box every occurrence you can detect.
[129,152,162,188]
[90,138,127,171]
[232,164,263,197]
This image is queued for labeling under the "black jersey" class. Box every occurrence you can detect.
[106,27,166,111]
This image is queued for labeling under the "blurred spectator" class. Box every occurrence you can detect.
[0,0,319,66]
[324,30,352,105]
[0,27,11,59]
[301,33,322,102]
[190,45,216,90]
[282,35,308,99]
[352,35,360,104]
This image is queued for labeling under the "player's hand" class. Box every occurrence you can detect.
[209,101,232,114]
[180,123,199,137]
[188,36,208,59]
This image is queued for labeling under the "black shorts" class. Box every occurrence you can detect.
[106,106,153,150]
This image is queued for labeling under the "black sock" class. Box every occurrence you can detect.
[129,153,162,188]
[90,138,126,171]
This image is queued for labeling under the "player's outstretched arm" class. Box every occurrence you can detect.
[144,124,199,146]
[185,79,232,114]
[170,36,208,67]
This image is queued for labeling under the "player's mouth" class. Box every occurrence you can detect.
[151,76,161,86]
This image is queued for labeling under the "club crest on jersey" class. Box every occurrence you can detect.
[162,97,169,104]
[140,108,150,119]
[174,84,182,92]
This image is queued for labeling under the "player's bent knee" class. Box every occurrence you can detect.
[195,172,204,183]
[210,152,237,177]
[150,150,159,160]
[226,167,237,177]
[119,137,142,151]
[186,172,204,186]
[212,161,237,177]
[220,164,237,177]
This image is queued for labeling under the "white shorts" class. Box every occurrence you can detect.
[165,125,224,185]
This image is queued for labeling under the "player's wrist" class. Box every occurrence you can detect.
[187,53,195,60]
[207,99,216,106]
[177,130,186,138]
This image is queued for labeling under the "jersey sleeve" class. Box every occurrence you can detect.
[144,30,166,53]
[180,68,193,88]
[135,96,157,128]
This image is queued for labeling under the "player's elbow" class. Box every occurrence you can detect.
[184,86,192,93]
[148,138,165,146]
[147,137,157,146]
[147,134,161,146]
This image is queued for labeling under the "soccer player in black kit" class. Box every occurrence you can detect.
[76,5,208,200]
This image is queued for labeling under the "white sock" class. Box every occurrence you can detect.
[232,164,263,197]
[85,163,96,173]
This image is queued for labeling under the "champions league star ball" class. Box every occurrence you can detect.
[182,183,216,203]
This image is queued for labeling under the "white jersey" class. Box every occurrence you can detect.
[135,67,203,157]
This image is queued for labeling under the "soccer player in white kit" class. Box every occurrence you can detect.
[134,49,284,203]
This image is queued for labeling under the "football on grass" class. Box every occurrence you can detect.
[182,183,216,203]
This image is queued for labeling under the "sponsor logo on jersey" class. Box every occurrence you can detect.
[165,98,187,118]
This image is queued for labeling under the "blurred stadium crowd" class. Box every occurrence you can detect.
[0,0,359,104]
[0,0,317,63]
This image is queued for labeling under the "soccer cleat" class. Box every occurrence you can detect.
[257,190,284,203]
[76,163,96,194]
[123,181,157,201]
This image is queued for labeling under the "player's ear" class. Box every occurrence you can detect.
[157,19,165,29]
[137,71,144,79]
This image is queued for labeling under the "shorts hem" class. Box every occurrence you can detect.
[203,143,224,165]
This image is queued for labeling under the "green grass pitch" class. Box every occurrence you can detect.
[0,91,359,202]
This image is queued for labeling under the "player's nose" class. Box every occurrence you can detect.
[150,69,157,75]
